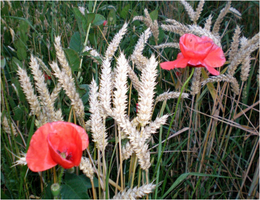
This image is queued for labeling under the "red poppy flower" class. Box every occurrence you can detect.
[26,121,89,172]
[160,34,226,76]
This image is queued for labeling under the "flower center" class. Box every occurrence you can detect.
[57,150,72,161]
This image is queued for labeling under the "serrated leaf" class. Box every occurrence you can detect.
[64,49,80,72]
[120,4,130,20]
[61,172,92,199]
[69,32,83,53]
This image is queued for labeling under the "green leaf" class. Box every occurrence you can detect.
[92,14,106,26]
[162,172,239,199]
[120,4,130,20]
[86,13,96,25]
[73,7,87,36]
[61,172,92,199]
[150,10,158,21]
[64,49,80,72]
[69,32,83,53]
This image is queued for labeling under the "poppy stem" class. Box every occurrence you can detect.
[58,167,64,186]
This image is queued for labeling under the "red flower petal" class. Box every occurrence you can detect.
[203,45,226,68]
[203,65,220,76]
[47,124,82,169]
[26,122,89,172]
[68,123,89,150]
[160,53,188,70]
[180,34,214,60]
[26,123,57,172]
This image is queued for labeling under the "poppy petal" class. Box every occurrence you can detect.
[160,53,188,70]
[50,122,88,151]
[69,123,89,150]
[203,64,220,76]
[203,45,226,68]
[47,124,82,168]
[26,123,57,172]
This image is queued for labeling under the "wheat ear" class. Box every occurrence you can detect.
[204,14,213,31]
[228,26,241,63]
[89,79,108,151]
[190,68,202,96]
[50,61,85,122]
[201,74,239,95]
[137,55,157,126]
[99,58,112,115]
[131,28,151,71]
[80,157,94,180]
[154,42,179,50]
[29,55,56,122]
[122,142,133,160]
[144,9,159,43]
[54,36,72,77]
[193,0,205,24]
[105,22,128,61]
[127,65,141,92]
[112,53,129,119]
[1,113,18,136]
[240,37,252,82]
[113,183,156,199]
[180,0,195,22]
[17,66,41,118]
[155,91,189,104]
[212,0,231,35]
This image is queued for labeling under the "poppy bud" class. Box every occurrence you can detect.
[51,183,61,197]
